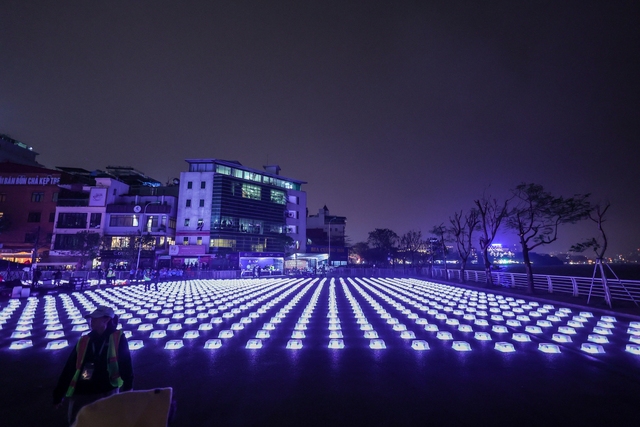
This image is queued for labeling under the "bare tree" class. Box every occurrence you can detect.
[474,195,508,286]
[400,230,424,267]
[449,209,479,283]
[570,202,616,306]
[506,183,591,293]
[430,224,450,279]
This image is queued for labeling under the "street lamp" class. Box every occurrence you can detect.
[327,217,339,269]
[135,202,161,272]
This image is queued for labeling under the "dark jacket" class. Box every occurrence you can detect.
[53,326,133,404]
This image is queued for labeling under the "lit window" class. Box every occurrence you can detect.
[197,237,202,245]
[242,184,261,200]
[271,190,286,205]
[184,218,190,227]
[183,237,189,245]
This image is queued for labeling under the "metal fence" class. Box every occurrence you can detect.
[329,267,640,304]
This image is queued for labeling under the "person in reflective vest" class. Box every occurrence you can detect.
[53,305,134,426]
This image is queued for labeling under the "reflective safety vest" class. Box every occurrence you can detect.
[66,330,124,397]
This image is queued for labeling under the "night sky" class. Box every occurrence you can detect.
[2,1,639,255]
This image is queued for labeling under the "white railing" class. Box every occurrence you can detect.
[430,268,640,304]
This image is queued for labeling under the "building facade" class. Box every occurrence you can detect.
[175,159,306,273]
[0,162,64,264]
[306,206,348,267]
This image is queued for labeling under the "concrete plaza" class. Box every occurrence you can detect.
[1,277,639,426]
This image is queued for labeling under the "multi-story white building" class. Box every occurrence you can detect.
[175,159,306,273]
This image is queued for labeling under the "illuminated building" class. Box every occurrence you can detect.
[175,159,306,272]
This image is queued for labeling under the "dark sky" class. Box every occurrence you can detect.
[2,1,639,255]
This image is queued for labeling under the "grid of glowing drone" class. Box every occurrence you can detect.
[2,277,639,356]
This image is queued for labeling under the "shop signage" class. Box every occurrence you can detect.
[0,175,61,185]
[169,245,206,256]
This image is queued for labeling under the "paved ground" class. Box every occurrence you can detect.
[1,277,640,427]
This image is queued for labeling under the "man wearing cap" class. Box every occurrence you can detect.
[53,305,134,425]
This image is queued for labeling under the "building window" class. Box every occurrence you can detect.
[210,238,235,249]
[183,237,189,245]
[90,213,102,228]
[187,181,193,189]
[199,199,205,207]
[58,212,88,228]
[109,215,138,227]
[184,218,190,227]
[0,193,6,202]
[31,192,44,202]
[197,237,202,245]
[49,212,55,222]
[168,218,176,229]
[197,219,204,230]
[27,212,41,223]
[52,192,59,202]
[200,181,206,189]
[186,199,191,207]
[242,183,261,200]
[271,190,286,205]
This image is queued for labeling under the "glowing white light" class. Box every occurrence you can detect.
[593,327,612,335]
[538,343,561,353]
[11,331,30,339]
[164,340,184,349]
[525,326,542,334]
[287,339,303,349]
[138,323,153,331]
[150,330,167,339]
[294,323,307,330]
[393,324,407,331]
[435,313,447,320]
[46,331,65,339]
[436,331,453,340]
[330,331,344,338]
[46,324,63,331]
[458,324,473,333]
[474,319,489,327]
[204,339,222,349]
[629,321,640,328]
[490,315,504,322]
[494,342,515,353]
[506,320,521,327]
[579,311,593,318]
[123,331,132,338]
[581,343,605,354]
[291,330,305,339]
[167,323,182,331]
[445,319,459,326]
[474,332,491,341]
[184,318,198,325]
[184,330,199,339]
[400,331,416,339]
[328,339,345,349]
[329,324,341,331]
[199,323,213,331]
[246,339,263,349]
[231,323,244,330]
[625,344,640,355]
[452,341,471,351]
[46,340,69,350]
[218,330,233,338]
[411,340,429,350]
[157,318,170,325]
[9,340,32,350]
[601,316,616,323]
[537,320,552,328]
[492,325,508,333]
[567,321,583,328]
[128,340,144,350]
[552,334,572,343]
[369,339,386,349]
[416,318,428,325]
[512,333,530,342]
